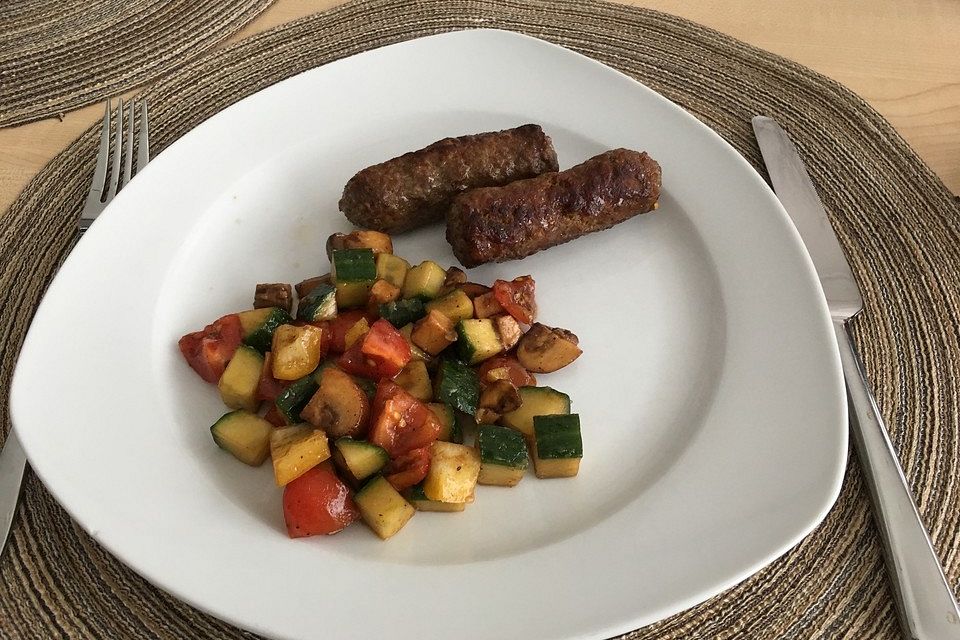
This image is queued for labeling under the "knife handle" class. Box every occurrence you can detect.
[834,320,960,639]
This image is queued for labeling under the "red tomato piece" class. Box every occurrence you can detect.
[384,447,431,491]
[477,356,537,388]
[178,314,243,383]
[359,319,411,378]
[263,404,288,427]
[256,352,290,402]
[328,311,370,354]
[368,380,441,457]
[283,462,359,538]
[336,344,379,379]
[492,276,537,325]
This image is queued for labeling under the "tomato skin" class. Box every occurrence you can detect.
[477,356,537,388]
[283,461,359,538]
[178,314,243,383]
[328,311,371,353]
[256,352,290,402]
[368,380,441,457]
[384,447,431,491]
[337,319,411,379]
[492,276,537,324]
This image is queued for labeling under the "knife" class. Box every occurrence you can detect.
[0,428,26,552]
[753,116,960,640]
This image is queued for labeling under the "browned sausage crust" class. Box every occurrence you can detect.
[446,149,661,267]
[339,125,559,234]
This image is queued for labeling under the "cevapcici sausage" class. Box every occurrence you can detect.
[339,125,559,234]
[446,149,661,267]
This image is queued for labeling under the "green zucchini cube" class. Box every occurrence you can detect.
[456,319,503,365]
[476,425,529,486]
[241,307,292,354]
[379,298,426,328]
[499,386,571,438]
[332,248,377,282]
[274,374,319,424]
[531,414,582,478]
[297,283,337,322]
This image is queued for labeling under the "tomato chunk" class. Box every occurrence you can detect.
[263,404,288,427]
[477,356,537,388]
[368,380,441,457]
[283,461,359,538]
[492,276,537,324]
[338,319,411,379]
[257,352,290,402]
[328,311,371,354]
[178,314,243,383]
[384,446,431,491]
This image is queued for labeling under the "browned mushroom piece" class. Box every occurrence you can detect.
[457,282,492,299]
[300,367,371,438]
[254,283,293,312]
[515,323,583,373]
[295,274,332,299]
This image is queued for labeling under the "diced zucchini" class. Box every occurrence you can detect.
[423,441,481,503]
[499,386,571,438]
[402,260,447,300]
[343,317,370,350]
[425,289,474,323]
[433,359,480,416]
[295,274,332,299]
[531,414,582,478]
[411,309,457,356]
[297,283,337,322]
[269,424,331,486]
[217,345,264,411]
[456,319,503,365]
[427,403,461,443]
[327,230,393,258]
[333,437,388,483]
[355,476,415,539]
[367,279,401,315]
[241,307,292,354]
[301,367,370,438]
[271,324,325,380]
[376,253,410,289]
[274,375,319,424]
[476,425,529,486]
[210,410,273,466]
[394,360,432,401]
[335,281,373,309]
[332,248,377,282]
[406,483,466,512]
[516,323,583,373]
[380,298,426,328]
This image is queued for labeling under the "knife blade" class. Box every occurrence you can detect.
[752,115,960,640]
[0,429,26,552]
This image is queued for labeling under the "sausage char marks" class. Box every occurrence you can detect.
[446,149,661,267]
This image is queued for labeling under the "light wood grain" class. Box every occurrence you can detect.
[1,0,957,217]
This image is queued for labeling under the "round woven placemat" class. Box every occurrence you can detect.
[2,0,959,637]
[0,0,274,127]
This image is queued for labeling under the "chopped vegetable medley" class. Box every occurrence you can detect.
[179,229,584,540]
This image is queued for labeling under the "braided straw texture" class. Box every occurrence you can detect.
[0,0,274,127]
[2,0,958,637]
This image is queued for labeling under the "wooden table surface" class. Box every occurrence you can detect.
[1,0,958,214]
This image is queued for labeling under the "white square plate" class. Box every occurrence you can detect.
[11,29,846,640]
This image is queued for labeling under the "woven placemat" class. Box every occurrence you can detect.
[0,0,274,127]
[2,0,959,637]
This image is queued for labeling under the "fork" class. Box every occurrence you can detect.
[0,97,150,555]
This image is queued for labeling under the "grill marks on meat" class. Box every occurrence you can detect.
[339,125,559,234]
[446,149,661,267]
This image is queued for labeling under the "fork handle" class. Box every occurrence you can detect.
[835,320,960,639]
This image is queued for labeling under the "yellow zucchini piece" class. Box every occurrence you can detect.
[402,260,447,300]
[425,289,474,323]
[499,386,571,438]
[515,323,583,373]
[218,346,263,411]
[394,360,433,401]
[270,424,331,486]
[335,280,373,309]
[455,319,503,365]
[237,308,274,337]
[406,484,466,512]
[355,476,415,539]
[423,441,481,503]
[376,253,410,289]
[210,410,273,466]
[343,317,370,350]
[271,324,325,380]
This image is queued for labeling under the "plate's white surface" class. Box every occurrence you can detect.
[11,29,846,640]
